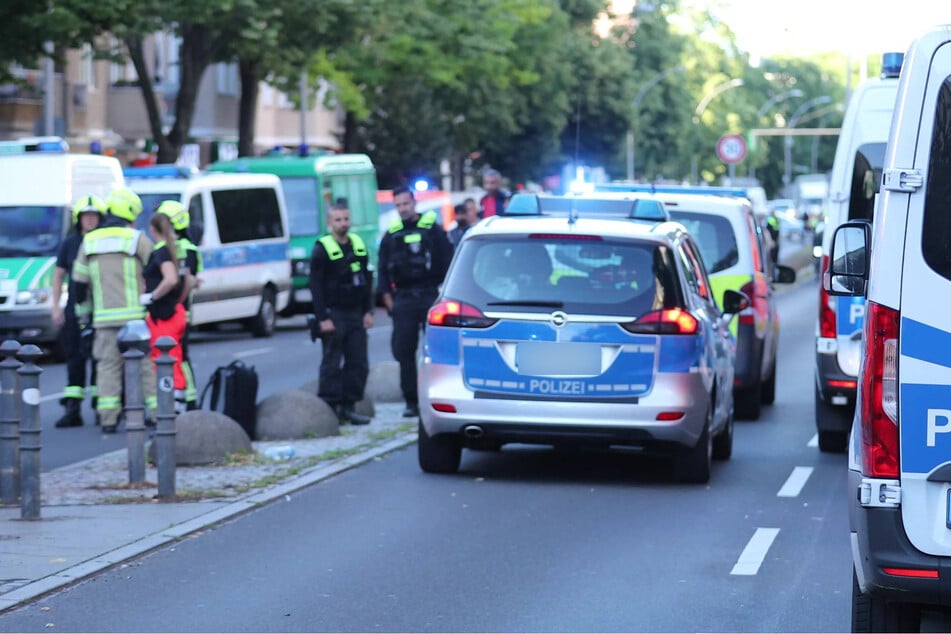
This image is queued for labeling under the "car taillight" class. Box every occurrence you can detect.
[818,255,837,338]
[860,301,900,478]
[427,299,497,328]
[623,308,699,335]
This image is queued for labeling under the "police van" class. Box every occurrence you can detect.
[814,53,903,453]
[124,167,291,337]
[0,137,123,350]
[825,25,951,630]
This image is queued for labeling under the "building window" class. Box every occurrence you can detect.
[216,62,239,96]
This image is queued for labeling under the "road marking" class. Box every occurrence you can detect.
[807,433,818,447]
[232,347,272,359]
[731,528,780,576]
[777,466,813,498]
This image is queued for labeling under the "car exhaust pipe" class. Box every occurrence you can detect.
[463,425,485,439]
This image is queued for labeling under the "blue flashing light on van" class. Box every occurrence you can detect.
[123,165,199,180]
[0,136,70,155]
[881,52,904,78]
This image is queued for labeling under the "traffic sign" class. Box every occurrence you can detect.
[716,134,747,164]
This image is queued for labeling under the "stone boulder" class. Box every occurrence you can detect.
[147,410,252,466]
[298,379,375,418]
[255,389,339,440]
[364,361,402,403]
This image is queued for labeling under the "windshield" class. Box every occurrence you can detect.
[667,211,738,274]
[0,205,66,257]
[280,176,320,236]
[444,236,682,317]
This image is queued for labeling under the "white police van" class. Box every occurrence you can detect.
[814,53,903,453]
[124,167,291,337]
[825,25,951,631]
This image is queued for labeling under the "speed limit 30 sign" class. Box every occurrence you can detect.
[716,134,747,164]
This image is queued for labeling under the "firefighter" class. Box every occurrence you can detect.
[71,188,155,433]
[51,195,104,427]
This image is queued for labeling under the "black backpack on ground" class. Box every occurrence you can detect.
[199,360,259,440]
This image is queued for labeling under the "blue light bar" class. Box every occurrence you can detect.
[123,165,199,179]
[0,136,69,155]
[882,52,903,79]
[502,193,669,222]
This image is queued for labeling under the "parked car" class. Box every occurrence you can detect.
[417,192,748,483]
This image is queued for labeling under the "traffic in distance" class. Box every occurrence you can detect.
[5,35,951,632]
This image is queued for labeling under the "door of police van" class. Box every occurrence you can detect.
[895,36,951,557]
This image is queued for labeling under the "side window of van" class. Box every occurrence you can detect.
[922,78,951,281]
[186,195,204,245]
[847,142,886,222]
[212,187,284,243]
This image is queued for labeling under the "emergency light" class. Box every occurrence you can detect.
[0,136,69,155]
[504,193,669,222]
[881,52,904,79]
[123,165,199,179]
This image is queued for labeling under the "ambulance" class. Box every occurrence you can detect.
[0,138,123,351]
[825,25,951,630]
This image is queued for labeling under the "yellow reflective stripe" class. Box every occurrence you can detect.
[87,385,98,398]
[709,273,750,337]
[350,233,366,256]
[124,258,139,309]
[418,210,437,228]
[73,261,89,277]
[319,234,343,260]
[404,233,422,244]
[90,261,104,315]
[182,361,197,401]
[63,386,84,399]
[97,396,121,409]
[93,307,146,325]
[145,396,157,409]
[388,218,404,233]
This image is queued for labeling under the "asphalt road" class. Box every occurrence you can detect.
[0,280,854,632]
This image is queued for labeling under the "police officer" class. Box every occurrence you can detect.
[377,185,452,417]
[71,188,156,433]
[309,200,373,425]
[51,196,104,427]
[765,211,780,269]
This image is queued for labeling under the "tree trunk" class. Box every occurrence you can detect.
[237,58,259,157]
[163,25,218,164]
[342,110,357,153]
[126,36,175,162]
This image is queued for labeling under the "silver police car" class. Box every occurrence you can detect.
[417,193,748,483]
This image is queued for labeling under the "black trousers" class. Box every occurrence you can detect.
[62,305,96,402]
[390,288,438,406]
[318,308,369,408]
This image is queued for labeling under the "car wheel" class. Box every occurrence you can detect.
[712,402,733,461]
[417,421,462,474]
[674,407,712,483]
[761,362,777,405]
[248,288,276,338]
[852,566,920,632]
[815,386,851,453]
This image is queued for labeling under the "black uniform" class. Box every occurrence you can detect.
[55,232,97,418]
[308,233,373,414]
[377,210,452,412]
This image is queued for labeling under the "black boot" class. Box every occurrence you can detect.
[54,399,84,428]
[341,404,371,426]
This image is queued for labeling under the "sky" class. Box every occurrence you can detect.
[710,0,949,60]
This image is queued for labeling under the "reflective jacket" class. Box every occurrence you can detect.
[71,226,153,328]
[377,210,452,293]
[309,233,371,319]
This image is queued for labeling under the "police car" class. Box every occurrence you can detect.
[826,26,951,630]
[417,192,748,483]
[814,52,903,453]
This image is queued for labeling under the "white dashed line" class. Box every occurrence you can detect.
[807,433,818,447]
[232,347,272,359]
[777,466,814,498]
[731,528,780,576]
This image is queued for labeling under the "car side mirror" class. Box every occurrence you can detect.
[721,289,750,315]
[824,220,870,297]
[772,264,796,284]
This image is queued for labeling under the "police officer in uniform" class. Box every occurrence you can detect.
[308,200,374,425]
[71,188,155,433]
[377,185,452,417]
[51,195,104,427]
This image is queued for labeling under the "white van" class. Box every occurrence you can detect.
[826,25,951,630]
[0,137,123,349]
[814,53,903,453]
[125,168,291,337]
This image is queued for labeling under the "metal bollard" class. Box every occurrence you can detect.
[118,321,150,485]
[17,345,42,520]
[153,336,177,499]
[0,339,21,505]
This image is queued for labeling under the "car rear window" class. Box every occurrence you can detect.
[443,236,683,317]
[667,210,738,274]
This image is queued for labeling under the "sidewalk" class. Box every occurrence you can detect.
[0,403,417,613]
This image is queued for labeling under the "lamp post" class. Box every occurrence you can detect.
[784,95,833,189]
[626,65,686,181]
[750,88,803,181]
[691,78,745,183]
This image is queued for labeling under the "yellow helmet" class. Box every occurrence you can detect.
[106,188,143,223]
[71,195,107,224]
[156,200,189,232]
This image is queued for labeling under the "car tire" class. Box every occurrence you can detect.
[852,567,920,632]
[417,421,462,474]
[712,402,733,461]
[674,408,712,483]
[761,362,777,405]
[815,386,850,453]
[247,288,276,338]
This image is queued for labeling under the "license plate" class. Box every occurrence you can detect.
[517,342,601,377]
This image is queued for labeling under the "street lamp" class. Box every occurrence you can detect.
[691,78,745,183]
[750,88,803,180]
[783,95,833,189]
[626,65,687,181]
